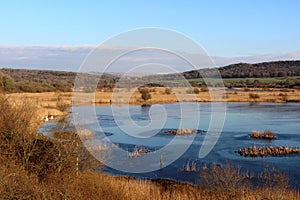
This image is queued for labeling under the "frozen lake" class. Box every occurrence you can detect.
[47,102,300,187]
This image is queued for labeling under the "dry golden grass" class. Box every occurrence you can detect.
[249,130,277,139]
[7,87,300,108]
[3,87,299,128]
[6,92,71,124]
[1,162,299,200]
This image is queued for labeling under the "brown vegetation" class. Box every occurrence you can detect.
[249,93,260,100]
[128,146,149,158]
[249,130,277,140]
[200,163,250,198]
[182,159,198,172]
[164,87,172,95]
[139,87,152,102]
[237,145,300,157]
[193,87,200,94]
[200,163,297,199]
[164,128,196,135]
[4,89,300,120]
[1,162,299,200]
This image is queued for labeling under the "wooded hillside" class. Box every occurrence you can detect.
[183,60,300,79]
[1,60,300,93]
[0,68,116,93]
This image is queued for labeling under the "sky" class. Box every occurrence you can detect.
[0,0,299,71]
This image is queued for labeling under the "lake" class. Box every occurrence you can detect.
[49,102,300,187]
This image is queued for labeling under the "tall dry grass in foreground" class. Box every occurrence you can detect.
[1,163,299,200]
[0,94,300,200]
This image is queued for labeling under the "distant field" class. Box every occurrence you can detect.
[187,76,300,87]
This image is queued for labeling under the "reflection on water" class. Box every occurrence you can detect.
[67,103,300,187]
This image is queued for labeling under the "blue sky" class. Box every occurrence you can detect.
[1,0,299,57]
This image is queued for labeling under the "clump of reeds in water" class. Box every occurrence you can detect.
[87,142,110,153]
[128,146,149,158]
[249,129,277,140]
[77,129,95,140]
[236,145,300,157]
[182,159,199,172]
[165,128,196,135]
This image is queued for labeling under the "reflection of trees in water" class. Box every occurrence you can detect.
[139,104,151,122]
[141,104,151,109]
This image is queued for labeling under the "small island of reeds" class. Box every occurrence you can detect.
[249,130,277,140]
[164,128,196,135]
[236,145,300,157]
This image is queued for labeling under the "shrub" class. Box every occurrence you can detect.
[0,74,18,93]
[149,88,156,92]
[278,93,288,101]
[0,95,39,161]
[56,92,69,112]
[258,167,290,190]
[244,87,250,92]
[186,87,206,94]
[25,135,76,180]
[193,88,200,94]
[139,88,151,101]
[201,86,209,92]
[165,88,172,95]
[0,94,101,181]
[249,93,260,99]
[200,163,250,197]
[280,88,290,92]
[0,163,40,199]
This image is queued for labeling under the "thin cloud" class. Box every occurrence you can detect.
[0,46,299,72]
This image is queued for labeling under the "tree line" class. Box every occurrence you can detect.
[0,68,116,93]
[183,60,300,79]
[1,60,300,93]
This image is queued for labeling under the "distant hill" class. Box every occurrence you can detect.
[144,60,300,88]
[182,60,300,79]
[0,68,115,93]
[1,60,300,93]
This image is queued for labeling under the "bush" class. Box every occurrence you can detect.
[280,88,290,92]
[258,167,290,190]
[0,73,18,93]
[0,94,101,181]
[278,93,288,101]
[56,92,69,112]
[165,88,172,95]
[186,87,206,94]
[193,88,200,94]
[0,163,40,199]
[139,88,151,101]
[249,93,260,99]
[25,135,76,180]
[0,95,39,161]
[200,163,250,197]
[201,86,209,92]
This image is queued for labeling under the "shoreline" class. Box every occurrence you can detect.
[5,88,300,123]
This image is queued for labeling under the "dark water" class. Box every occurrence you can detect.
[70,103,300,187]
